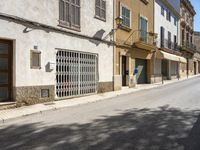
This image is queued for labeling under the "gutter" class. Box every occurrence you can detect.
[0,12,114,46]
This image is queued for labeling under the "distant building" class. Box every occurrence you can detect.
[194,32,200,73]
[180,0,196,76]
[154,0,186,81]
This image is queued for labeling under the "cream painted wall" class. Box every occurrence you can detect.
[0,0,113,38]
[0,0,114,87]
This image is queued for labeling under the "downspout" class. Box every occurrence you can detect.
[153,0,156,83]
[113,0,116,91]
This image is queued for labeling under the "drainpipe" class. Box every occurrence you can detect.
[112,0,115,91]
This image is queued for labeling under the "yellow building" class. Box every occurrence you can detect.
[114,0,157,90]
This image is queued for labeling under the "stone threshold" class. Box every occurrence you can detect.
[0,102,17,110]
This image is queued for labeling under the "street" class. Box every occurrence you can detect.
[1,77,200,150]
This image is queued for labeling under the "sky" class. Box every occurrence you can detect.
[191,0,200,31]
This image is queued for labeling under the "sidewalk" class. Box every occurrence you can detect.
[0,75,199,123]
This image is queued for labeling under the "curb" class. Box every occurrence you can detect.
[0,75,199,123]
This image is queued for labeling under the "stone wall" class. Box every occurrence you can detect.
[98,82,114,93]
[14,85,55,105]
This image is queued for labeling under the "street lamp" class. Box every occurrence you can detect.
[115,16,123,27]
[104,16,123,40]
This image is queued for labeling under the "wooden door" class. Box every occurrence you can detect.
[122,56,127,86]
[0,40,12,102]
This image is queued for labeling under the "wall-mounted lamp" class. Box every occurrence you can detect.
[115,16,123,27]
[103,16,124,41]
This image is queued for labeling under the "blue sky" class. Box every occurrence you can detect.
[191,0,200,31]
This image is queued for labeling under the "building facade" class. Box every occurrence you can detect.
[0,0,114,104]
[154,0,187,81]
[114,0,157,90]
[180,0,196,77]
[194,31,200,74]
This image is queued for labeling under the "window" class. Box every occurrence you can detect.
[168,31,171,49]
[161,6,165,16]
[174,17,177,26]
[30,50,41,69]
[166,10,171,22]
[140,17,148,42]
[95,0,106,21]
[59,0,80,30]
[174,35,177,49]
[121,4,131,28]
[186,32,189,43]
[190,35,193,44]
[174,35,177,44]
[182,29,185,45]
[160,26,165,47]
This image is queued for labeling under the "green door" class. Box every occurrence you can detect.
[135,59,147,84]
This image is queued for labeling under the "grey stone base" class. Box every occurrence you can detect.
[129,75,136,88]
[150,75,162,83]
[171,75,178,80]
[114,75,122,91]
[114,75,136,90]
[98,82,114,93]
[13,85,55,105]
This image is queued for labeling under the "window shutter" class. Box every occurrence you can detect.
[59,0,80,30]
[59,0,64,21]
[95,0,106,20]
[160,26,165,47]
[65,1,70,24]
[101,0,106,19]
[168,31,171,48]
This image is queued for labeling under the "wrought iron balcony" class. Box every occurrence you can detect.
[125,30,157,48]
[181,41,196,52]
[160,39,180,51]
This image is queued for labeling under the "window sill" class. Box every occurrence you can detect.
[94,16,106,22]
[31,66,41,69]
[119,25,132,32]
[58,21,81,32]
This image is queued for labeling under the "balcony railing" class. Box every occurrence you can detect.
[181,41,196,51]
[125,30,157,47]
[160,39,180,51]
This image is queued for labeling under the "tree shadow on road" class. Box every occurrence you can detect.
[0,105,200,150]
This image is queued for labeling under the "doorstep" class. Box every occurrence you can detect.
[0,102,16,110]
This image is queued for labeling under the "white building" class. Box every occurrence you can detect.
[0,0,114,104]
[154,0,186,81]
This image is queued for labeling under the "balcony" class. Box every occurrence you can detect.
[181,41,196,53]
[124,30,157,52]
[160,39,180,51]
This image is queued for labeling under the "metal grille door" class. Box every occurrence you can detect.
[56,50,98,98]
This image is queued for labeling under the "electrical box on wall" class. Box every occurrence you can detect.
[46,62,55,72]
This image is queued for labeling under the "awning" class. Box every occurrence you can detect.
[156,51,187,63]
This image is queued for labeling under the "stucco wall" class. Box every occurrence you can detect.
[0,0,114,38]
[154,0,180,47]
[0,0,114,87]
[194,33,200,52]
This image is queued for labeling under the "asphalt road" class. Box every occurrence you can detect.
[1,77,200,150]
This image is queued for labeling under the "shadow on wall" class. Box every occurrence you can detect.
[0,106,200,150]
[89,29,105,46]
